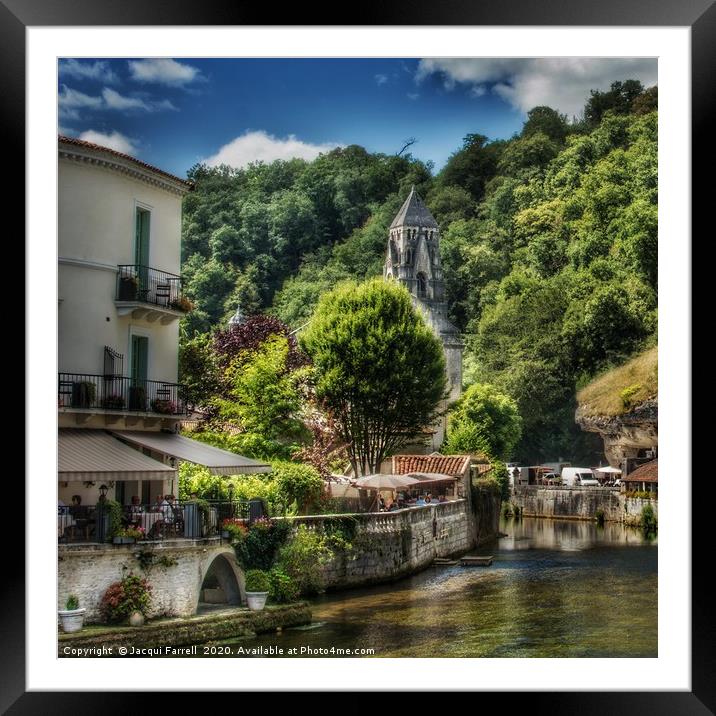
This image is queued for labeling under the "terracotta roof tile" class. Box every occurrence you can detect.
[625,459,658,482]
[393,454,470,477]
[59,135,193,190]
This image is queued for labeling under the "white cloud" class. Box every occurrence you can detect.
[415,58,658,116]
[102,88,178,112]
[375,74,388,85]
[128,59,204,86]
[59,59,119,84]
[204,130,341,169]
[59,85,103,111]
[77,129,139,156]
[469,85,487,98]
[102,88,150,111]
[407,92,420,101]
[59,84,177,120]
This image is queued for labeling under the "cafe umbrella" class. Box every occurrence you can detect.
[352,473,420,511]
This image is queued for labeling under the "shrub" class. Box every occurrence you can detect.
[244,569,271,593]
[620,383,642,409]
[268,567,300,603]
[270,461,324,514]
[234,518,291,571]
[65,594,79,611]
[99,499,124,540]
[474,477,502,496]
[100,573,152,623]
[640,503,657,534]
[275,524,332,596]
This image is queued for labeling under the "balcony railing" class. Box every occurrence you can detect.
[58,373,187,415]
[58,499,276,543]
[116,265,189,311]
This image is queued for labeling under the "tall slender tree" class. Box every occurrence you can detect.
[300,279,447,476]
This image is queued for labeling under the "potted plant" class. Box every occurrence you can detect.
[100,572,152,627]
[58,594,85,633]
[97,499,123,543]
[221,518,248,542]
[102,394,125,410]
[112,526,146,544]
[71,381,96,409]
[168,295,194,312]
[244,569,271,611]
[128,385,146,411]
[118,274,139,300]
[150,398,177,414]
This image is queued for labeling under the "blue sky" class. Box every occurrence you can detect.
[58,57,658,179]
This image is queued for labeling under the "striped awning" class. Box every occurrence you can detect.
[110,430,272,475]
[59,429,176,482]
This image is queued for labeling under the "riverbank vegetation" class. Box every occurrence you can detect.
[179,79,657,465]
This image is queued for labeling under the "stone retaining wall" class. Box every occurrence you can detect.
[58,603,311,656]
[511,486,657,525]
[58,494,500,620]
[58,538,243,622]
[287,498,495,590]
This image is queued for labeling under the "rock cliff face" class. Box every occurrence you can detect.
[575,399,657,465]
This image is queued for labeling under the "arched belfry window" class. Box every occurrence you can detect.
[416,272,427,298]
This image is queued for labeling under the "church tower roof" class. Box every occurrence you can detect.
[390,186,438,229]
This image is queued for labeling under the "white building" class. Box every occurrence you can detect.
[57,136,269,516]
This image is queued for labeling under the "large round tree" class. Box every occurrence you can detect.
[300,279,447,476]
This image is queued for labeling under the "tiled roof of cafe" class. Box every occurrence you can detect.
[393,454,471,477]
[625,459,658,483]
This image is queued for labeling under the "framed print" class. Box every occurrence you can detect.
[7,0,708,709]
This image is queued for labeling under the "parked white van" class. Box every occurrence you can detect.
[561,467,600,487]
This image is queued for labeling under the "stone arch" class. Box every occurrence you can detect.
[197,549,245,609]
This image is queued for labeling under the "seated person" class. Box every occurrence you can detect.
[69,495,88,519]
[416,495,426,506]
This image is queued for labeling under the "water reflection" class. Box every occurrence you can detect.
[200,517,657,658]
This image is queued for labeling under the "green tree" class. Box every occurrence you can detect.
[522,106,569,143]
[300,279,446,475]
[220,335,309,441]
[444,383,522,460]
[270,461,324,514]
[439,133,503,202]
[178,332,221,409]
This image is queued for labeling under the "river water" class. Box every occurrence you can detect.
[209,517,657,658]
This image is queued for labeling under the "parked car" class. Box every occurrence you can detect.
[561,467,600,487]
[541,472,561,485]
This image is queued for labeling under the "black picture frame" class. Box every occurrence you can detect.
[9,0,706,710]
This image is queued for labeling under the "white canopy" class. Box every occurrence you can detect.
[595,466,622,474]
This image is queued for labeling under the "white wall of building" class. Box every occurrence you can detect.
[58,155,183,382]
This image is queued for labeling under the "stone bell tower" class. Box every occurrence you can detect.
[384,187,463,448]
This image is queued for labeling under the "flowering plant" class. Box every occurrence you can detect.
[100,573,152,623]
[150,399,178,414]
[251,516,272,532]
[221,518,248,542]
[116,525,146,540]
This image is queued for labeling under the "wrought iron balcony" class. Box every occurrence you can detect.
[58,373,187,416]
[115,265,192,322]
